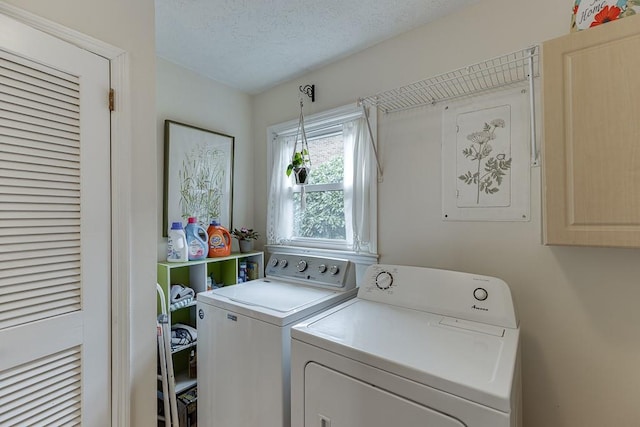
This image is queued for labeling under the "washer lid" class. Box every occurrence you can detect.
[199,279,358,326]
[292,298,520,413]
[211,280,331,312]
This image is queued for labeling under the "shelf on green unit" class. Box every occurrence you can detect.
[174,372,197,394]
[171,340,197,355]
[169,299,197,312]
[157,251,262,268]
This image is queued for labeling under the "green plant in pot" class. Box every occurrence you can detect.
[286,148,311,185]
[231,227,259,253]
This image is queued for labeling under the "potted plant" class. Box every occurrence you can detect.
[286,148,311,185]
[231,227,259,253]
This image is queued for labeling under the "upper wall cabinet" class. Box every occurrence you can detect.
[542,14,640,248]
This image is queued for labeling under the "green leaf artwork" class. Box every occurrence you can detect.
[178,144,226,224]
[458,118,512,204]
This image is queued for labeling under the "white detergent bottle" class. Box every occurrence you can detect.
[167,221,188,262]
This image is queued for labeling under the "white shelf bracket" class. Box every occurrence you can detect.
[359,100,384,182]
[527,46,539,167]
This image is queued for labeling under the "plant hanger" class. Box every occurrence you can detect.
[290,98,312,209]
[290,99,312,182]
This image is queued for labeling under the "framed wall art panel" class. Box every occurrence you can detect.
[163,120,234,235]
[441,87,531,222]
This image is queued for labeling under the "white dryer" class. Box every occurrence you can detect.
[197,253,358,427]
[291,263,521,427]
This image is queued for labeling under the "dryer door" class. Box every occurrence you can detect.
[305,363,467,427]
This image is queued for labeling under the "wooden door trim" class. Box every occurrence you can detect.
[0,3,133,426]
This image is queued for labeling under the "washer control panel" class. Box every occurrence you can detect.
[265,253,356,290]
[359,264,518,329]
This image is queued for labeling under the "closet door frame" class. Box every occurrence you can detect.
[0,4,133,427]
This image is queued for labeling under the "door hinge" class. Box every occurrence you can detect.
[109,88,115,112]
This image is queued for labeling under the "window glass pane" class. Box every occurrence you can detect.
[306,134,343,185]
[293,190,346,239]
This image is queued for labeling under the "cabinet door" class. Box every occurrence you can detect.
[542,15,640,247]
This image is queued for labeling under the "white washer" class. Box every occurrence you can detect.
[291,264,521,427]
[197,253,358,427]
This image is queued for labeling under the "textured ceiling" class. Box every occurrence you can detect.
[155,0,479,94]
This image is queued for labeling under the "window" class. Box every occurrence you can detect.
[293,132,345,240]
[267,104,377,255]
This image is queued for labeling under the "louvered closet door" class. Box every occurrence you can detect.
[0,14,111,426]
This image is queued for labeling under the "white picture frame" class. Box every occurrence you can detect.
[441,87,530,221]
[163,120,234,235]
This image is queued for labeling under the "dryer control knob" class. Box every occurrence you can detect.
[329,265,340,275]
[318,264,327,273]
[269,258,279,267]
[473,287,488,301]
[297,260,308,272]
[278,259,288,268]
[375,271,393,290]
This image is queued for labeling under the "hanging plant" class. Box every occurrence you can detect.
[286,149,311,184]
[286,100,312,186]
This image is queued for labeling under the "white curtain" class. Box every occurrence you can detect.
[343,115,376,254]
[267,135,294,244]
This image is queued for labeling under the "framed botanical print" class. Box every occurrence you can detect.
[163,120,234,235]
[441,87,531,222]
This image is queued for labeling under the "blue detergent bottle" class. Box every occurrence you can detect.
[184,217,208,260]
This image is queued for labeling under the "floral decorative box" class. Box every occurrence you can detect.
[571,0,640,31]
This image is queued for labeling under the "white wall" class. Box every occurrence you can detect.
[156,57,254,257]
[1,1,157,425]
[252,0,640,426]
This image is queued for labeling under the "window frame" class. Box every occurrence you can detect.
[267,103,377,254]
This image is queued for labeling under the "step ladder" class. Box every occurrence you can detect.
[157,283,179,426]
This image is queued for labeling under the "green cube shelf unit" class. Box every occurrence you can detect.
[157,251,265,312]
[156,251,264,396]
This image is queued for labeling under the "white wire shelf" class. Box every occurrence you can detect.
[360,46,539,114]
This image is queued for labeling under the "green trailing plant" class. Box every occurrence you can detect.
[286,149,311,177]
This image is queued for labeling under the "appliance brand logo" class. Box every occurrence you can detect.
[472,304,489,312]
